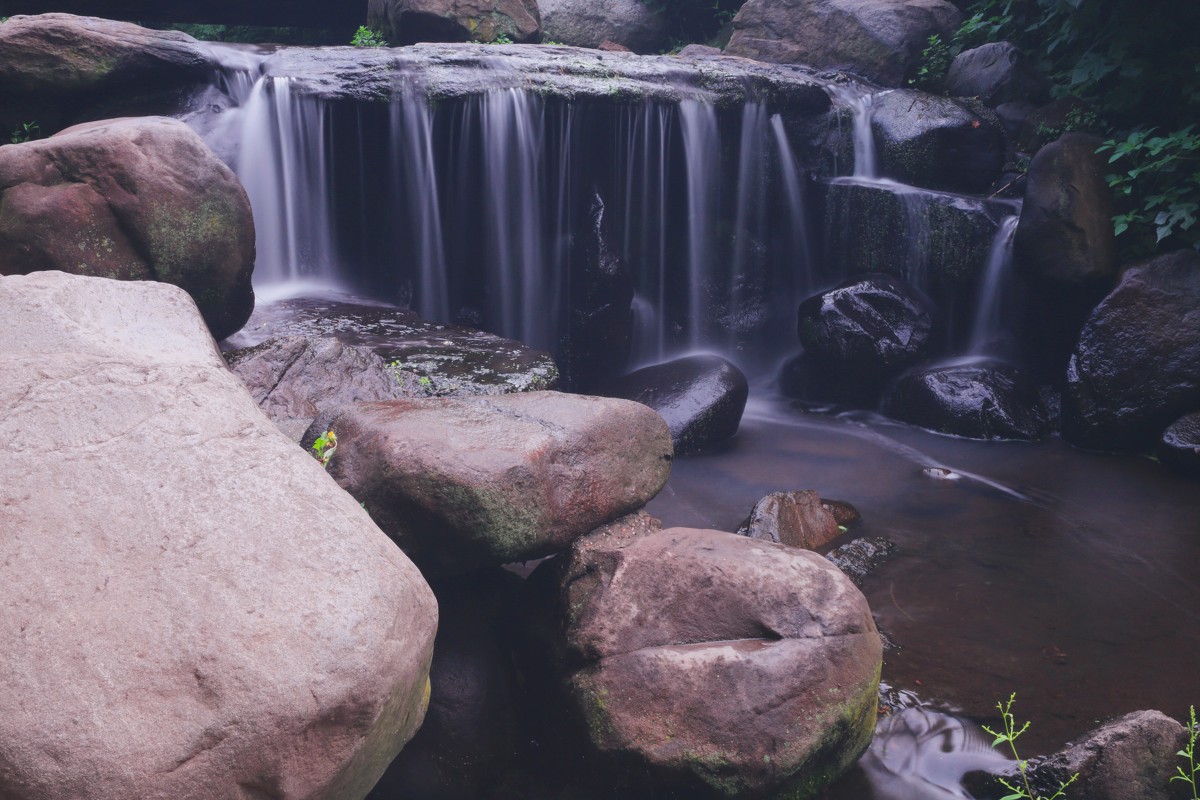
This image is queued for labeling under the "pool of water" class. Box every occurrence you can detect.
[645,390,1200,797]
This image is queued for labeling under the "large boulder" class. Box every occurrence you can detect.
[527,520,882,798]
[725,0,962,87]
[1159,412,1200,478]
[540,0,669,53]
[0,116,255,340]
[0,271,437,800]
[796,273,933,402]
[869,89,1006,194]
[0,14,216,136]
[1013,132,1117,379]
[610,354,749,454]
[367,0,541,44]
[883,360,1052,440]
[945,41,1047,107]
[1064,249,1200,451]
[304,392,673,575]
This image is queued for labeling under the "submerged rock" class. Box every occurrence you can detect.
[883,360,1051,440]
[0,271,437,800]
[304,391,673,575]
[826,536,896,586]
[1159,413,1200,478]
[224,296,560,397]
[368,0,541,44]
[725,0,961,87]
[736,489,846,549]
[610,354,750,454]
[1064,249,1200,451]
[0,116,255,340]
[528,522,882,798]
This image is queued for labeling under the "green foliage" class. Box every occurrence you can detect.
[311,429,337,467]
[982,694,1079,800]
[1098,126,1200,255]
[1035,107,1105,141]
[1175,705,1200,800]
[908,34,953,91]
[351,25,388,48]
[9,121,40,144]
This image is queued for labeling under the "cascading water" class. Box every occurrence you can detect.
[678,99,721,349]
[968,214,1020,356]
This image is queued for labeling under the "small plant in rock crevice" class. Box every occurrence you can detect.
[311,429,337,468]
[1175,705,1200,800]
[982,694,1078,800]
[351,25,388,48]
[9,121,39,144]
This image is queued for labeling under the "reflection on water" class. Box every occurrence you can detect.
[645,390,1200,795]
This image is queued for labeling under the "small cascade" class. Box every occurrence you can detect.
[968,214,1020,356]
[770,115,815,292]
[678,99,721,349]
[828,83,886,180]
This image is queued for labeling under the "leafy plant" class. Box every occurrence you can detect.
[1098,126,1200,254]
[9,121,39,144]
[908,33,953,91]
[351,25,388,48]
[1175,705,1199,800]
[311,429,337,467]
[1035,107,1106,141]
[982,694,1079,800]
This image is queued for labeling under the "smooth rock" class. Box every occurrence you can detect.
[725,0,962,87]
[0,116,255,340]
[610,354,749,454]
[1064,249,1200,451]
[0,271,437,800]
[368,0,541,44]
[945,41,1047,107]
[225,336,421,441]
[1159,413,1200,478]
[870,89,1005,194]
[736,489,845,549]
[304,391,673,575]
[540,0,669,53]
[883,360,1051,440]
[532,523,882,798]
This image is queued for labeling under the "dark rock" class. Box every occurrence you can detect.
[562,192,634,392]
[945,41,1047,107]
[303,391,673,576]
[822,498,863,527]
[968,710,1188,800]
[223,296,561,397]
[1017,95,1096,152]
[0,271,437,800]
[725,0,962,87]
[368,570,526,800]
[883,360,1052,440]
[0,116,255,340]
[677,44,723,57]
[597,39,633,52]
[1013,132,1117,381]
[994,100,1035,142]
[797,273,933,401]
[736,489,845,549]
[368,0,541,45]
[610,354,749,454]
[0,14,216,136]
[1160,413,1200,478]
[224,336,422,440]
[1064,250,1200,451]
[529,522,882,798]
[870,89,1005,194]
[826,536,896,586]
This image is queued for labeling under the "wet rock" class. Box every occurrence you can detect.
[1159,413,1200,478]
[368,0,541,45]
[968,710,1188,800]
[223,296,560,397]
[540,0,669,53]
[826,536,896,586]
[1013,133,1117,381]
[945,41,1047,107]
[368,570,526,800]
[797,273,933,402]
[0,14,216,136]
[823,498,863,527]
[562,192,634,392]
[0,116,255,340]
[677,43,723,57]
[870,89,1005,194]
[1064,250,1200,451]
[883,360,1052,440]
[0,271,437,800]
[225,336,422,441]
[736,489,845,549]
[304,391,673,576]
[529,523,882,798]
[994,100,1035,142]
[610,354,749,454]
[725,0,961,87]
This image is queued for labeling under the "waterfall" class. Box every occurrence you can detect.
[968,214,1020,356]
[679,99,721,349]
[828,84,885,180]
[770,114,815,293]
